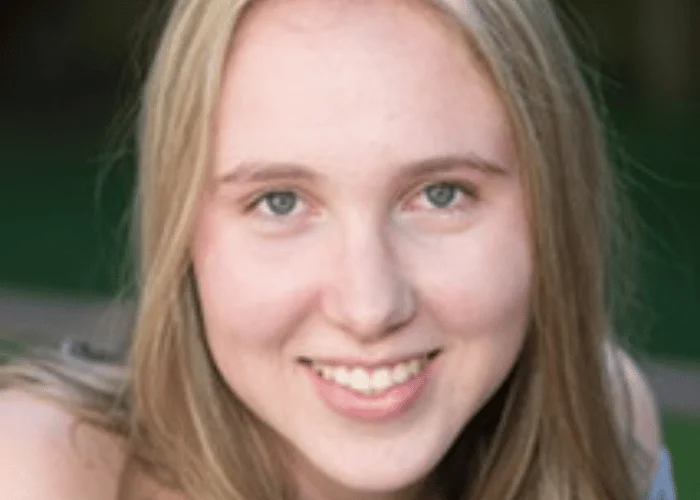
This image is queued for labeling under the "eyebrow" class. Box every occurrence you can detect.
[217,154,509,186]
[217,161,323,185]
[399,154,509,178]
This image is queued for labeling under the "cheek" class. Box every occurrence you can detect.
[417,215,532,338]
[191,210,325,348]
[418,214,532,416]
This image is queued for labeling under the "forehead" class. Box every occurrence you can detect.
[214,0,515,175]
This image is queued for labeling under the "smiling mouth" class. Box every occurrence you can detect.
[298,350,441,396]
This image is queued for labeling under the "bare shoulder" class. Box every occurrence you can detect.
[0,389,127,500]
[605,344,663,483]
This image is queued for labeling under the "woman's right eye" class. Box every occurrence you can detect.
[250,190,303,217]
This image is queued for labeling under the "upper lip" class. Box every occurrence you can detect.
[298,349,441,368]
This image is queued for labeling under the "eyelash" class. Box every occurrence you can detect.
[245,180,478,219]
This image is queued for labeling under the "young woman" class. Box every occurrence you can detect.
[0,0,676,499]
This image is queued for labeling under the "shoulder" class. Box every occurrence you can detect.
[0,389,188,500]
[0,389,127,500]
[605,344,664,489]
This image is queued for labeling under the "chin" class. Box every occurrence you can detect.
[294,444,444,497]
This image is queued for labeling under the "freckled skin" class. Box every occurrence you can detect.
[192,1,532,499]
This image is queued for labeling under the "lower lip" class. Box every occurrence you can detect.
[303,357,438,421]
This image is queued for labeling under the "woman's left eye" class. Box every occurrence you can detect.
[412,182,475,211]
[251,190,303,217]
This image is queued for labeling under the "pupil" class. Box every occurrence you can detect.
[267,192,297,215]
[426,183,457,208]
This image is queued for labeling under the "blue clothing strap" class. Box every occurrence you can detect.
[647,448,676,500]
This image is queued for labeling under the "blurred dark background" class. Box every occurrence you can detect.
[0,0,698,361]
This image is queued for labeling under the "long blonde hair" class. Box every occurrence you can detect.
[1,1,645,499]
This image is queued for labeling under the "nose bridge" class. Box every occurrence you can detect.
[323,218,415,339]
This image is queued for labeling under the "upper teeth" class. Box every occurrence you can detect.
[312,357,428,395]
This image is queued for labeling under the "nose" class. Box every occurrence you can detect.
[321,225,416,342]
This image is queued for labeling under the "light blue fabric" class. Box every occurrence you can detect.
[646,448,676,499]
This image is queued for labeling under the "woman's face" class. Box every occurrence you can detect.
[192,0,532,498]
